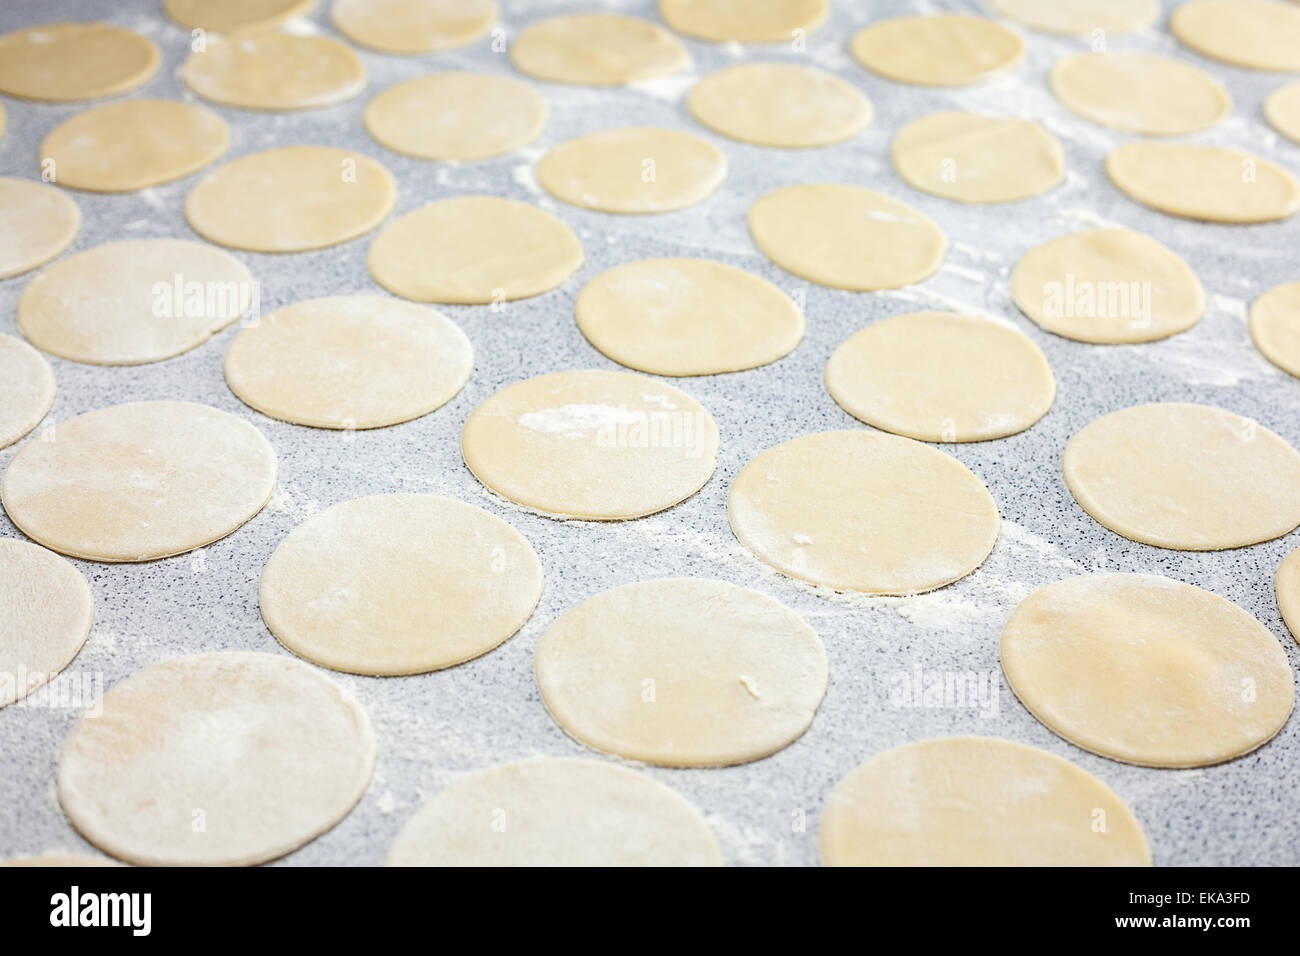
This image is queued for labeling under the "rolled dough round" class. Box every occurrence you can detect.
[1266,81,1300,145]
[1250,281,1300,379]
[332,0,497,55]
[658,0,827,43]
[0,177,79,280]
[0,22,158,102]
[510,14,687,85]
[1,854,119,867]
[850,14,1023,87]
[1277,548,1300,643]
[0,334,55,449]
[164,0,313,32]
[1051,52,1230,136]
[1171,0,1300,73]
[988,0,1159,34]
[182,32,365,111]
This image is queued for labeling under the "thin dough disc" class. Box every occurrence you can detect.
[260,494,542,675]
[1277,548,1300,643]
[1106,142,1300,223]
[988,0,1158,35]
[364,72,546,161]
[461,369,719,520]
[1,854,118,867]
[1063,403,1300,550]
[820,737,1151,866]
[893,111,1064,204]
[18,238,253,365]
[574,257,803,376]
[57,651,374,867]
[186,146,396,252]
[536,578,827,767]
[1171,0,1300,73]
[1051,53,1229,136]
[332,0,497,55]
[825,311,1055,442]
[850,14,1023,87]
[728,430,999,594]
[1251,280,1300,378]
[1265,81,1300,146]
[0,539,92,709]
[164,0,314,32]
[367,196,582,304]
[686,63,872,148]
[658,0,827,43]
[511,14,688,85]
[0,178,79,280]
[388,758,722,866]
[225,295,472,429]
[0,334,55,449]
[2,401,276,562]
[182,32,365,111]
[0,23,158,102]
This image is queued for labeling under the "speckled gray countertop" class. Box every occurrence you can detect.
[1,0,1298,866]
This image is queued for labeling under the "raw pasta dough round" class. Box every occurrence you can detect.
[332,0,497,54]
[260,494,542,675]
[1251,281,1300,378]
[182,32,365,111]
[0,179,78,281]
[728,430,999,594]
[511,14,687,85]
[0,22,158,102]
[851,14,1023,87]
[1,854,118,867]
[1051,53,1229,136]
[820,737,1151,866]
[1171,0,1300,73]
[58,651,374,867]
[574,258,803,376]
[461,369,719,520]
[1266,81,1300,145]
[535,578,827,767]
[164,0,313,32]
[0,334,54,449]
[687,63,871,147]
[2,401,276,562]
[388,758,722,866]
[1063,403,1300,550]
[1277,548,1300,643]
[658,0,827,43]
[988,0,1158,35]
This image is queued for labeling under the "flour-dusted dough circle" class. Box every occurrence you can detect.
[893,111,1064,204]
[0,177,79,280]
[659,0,827,43]
[988,0,1158,35]
[729,430,999,594]
[261,494,542,676]
[164,0,314,32]
[0,335,55,449]
[1051,53,1230,136]
[1011,228,1205,344]
[2,401,276,562]
[535,579,827,767]
[182,32,365,111]
[364,72,546,161]
[820,737,1151,866]
[0,22,158,102]
[1171,0,1300,73]
[461,369,719,520]
[388,758,722,866]
[851,14,1023,87]
[1106,142,1300,224]
[536,127,726,214]
[1251,281,1300,379]
[368,197,582,304]
[1266,81,1300,144]
[1063,403,1300,550]
[748,184,947,291]
[511,14,688,85]
[332,0,497,54]
[18,238,253,365]
[825,312,1055,442]
[58,651,374,867]
[575,258,803,376]
[1277,548,1300,643]
[225,295,472,429]
[1,854,119,867]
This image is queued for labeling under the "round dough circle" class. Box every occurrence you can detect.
[186,146,396,253]
[1051,53,1230,136]
[658,0,827,43]
[182,32,365,111]
[1276,548,1300,643]
[164,0,313,32]
[511,14,687,85]
[988,0,1159,35]
[367,196,582,304]
[0,539,92,709]
[0,334,55,449]
[388,758,722,866]
[1063,403,1300,550]
[1010,228,1205,344]
[461,369,719,520]
[0,23,158,102]
[851,14,1023,87]
[574,257,803,376]
[225,295,472,429]
[2,401,276,562]
[260,494,542,675]
[536,127,726,214]
[728,430,999,594]
[535,578,828,767]
[18,238,254,365]
[820,737,1151,866]
[332,0,497,55]
[0,177,79,280]
[893,111,1064,204]
[1251,280,1300,379]
[825,311,1055,442]
[1106,142,1300,223]
[748,184,947,291]
[58,651,374,867]
[1266,81,1300,146]
[364,72,546,161]
[1171,0,1300,73]
[686,63,872,148]
[1,854,118,867]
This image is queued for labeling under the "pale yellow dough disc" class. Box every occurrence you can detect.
[1,854,119,867]
[182,32,366,111]
[332,0,497,55]
[367,196,582,304]
[1106,142,1300,223]
[1277,548,1300,643]
[186,146,396,252]
[748,184,947,291]
[1266,81,1300,145]
[225,295,472,429]
[535,578,827,767]
[659,0,827,43]
[820,737,1151,866]
[1251,281,1300,378]
[850,14,1023,87]
[511,14,687,85]
[825,311,1055,443]
[1171,0,1300,73]
[1051,53,1229,136]
[893,111,1064,204]
[1063,403,1300,550]
[388,758,722,866]
[0,335,55,449]
[2,401,276,562]
[686,63,872,148]
[461,369,719,520]
[164,0,314,33]
[364,72,546,161]
[0,178,79,280]
[58,651,374,867]
[728,430,999,594]
[574,257,803,376]
[18,238,253,365]
[0,22,158,102]
[260,494,542,676]
[988,0,1159,35]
